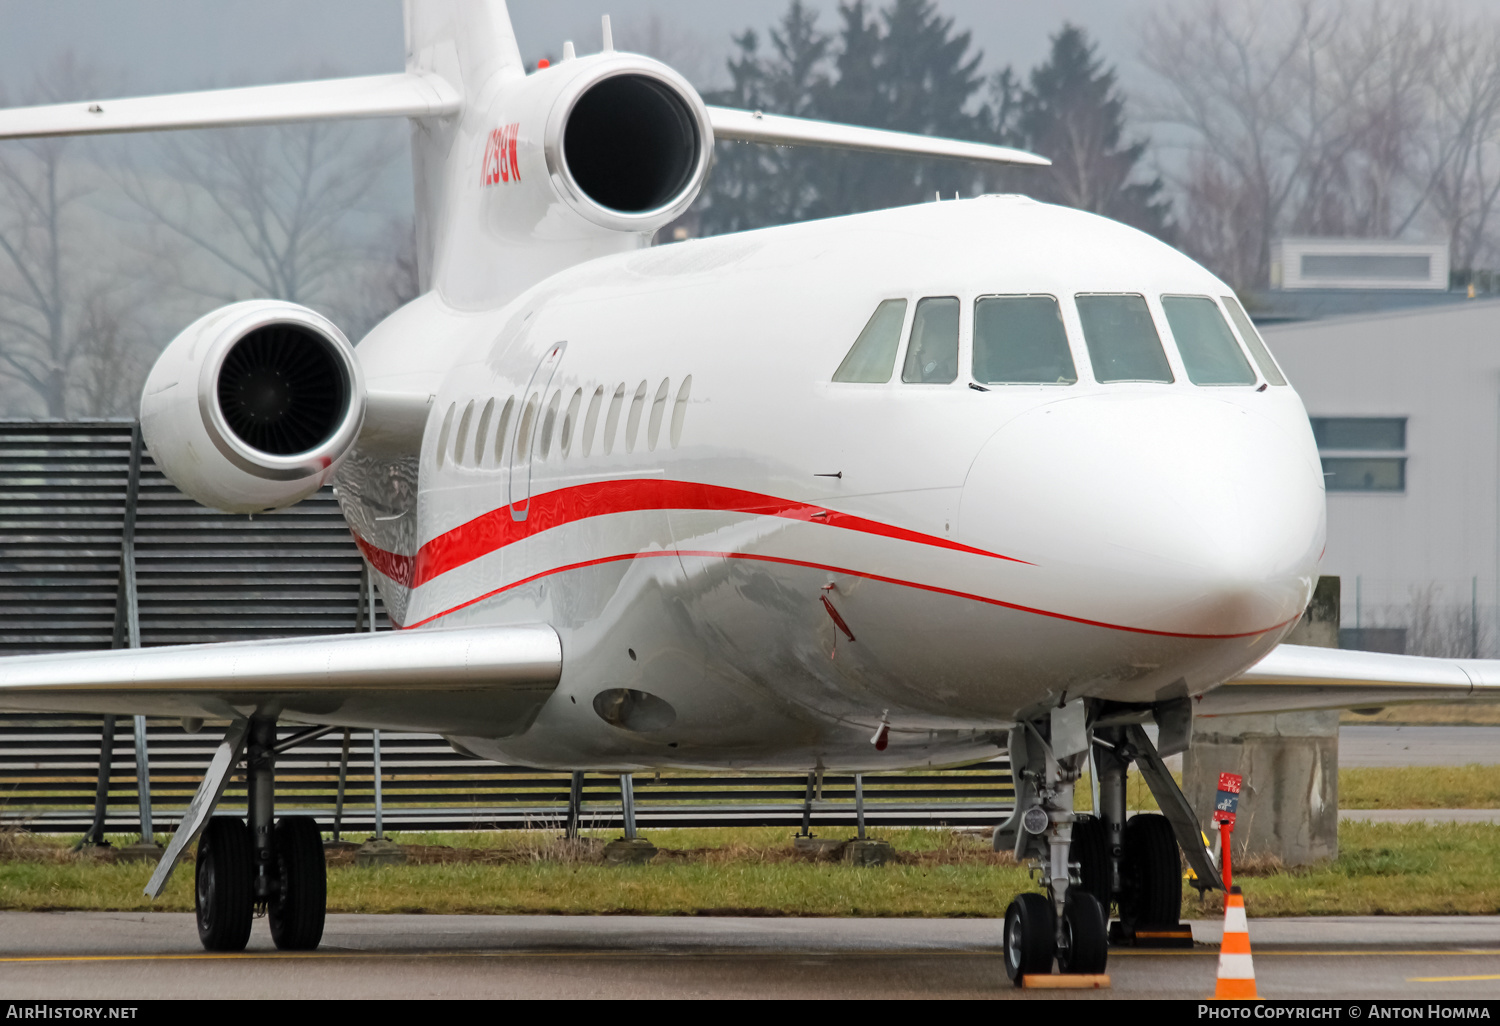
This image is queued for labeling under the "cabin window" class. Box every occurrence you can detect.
[1160,295,1257,385]
[1222,297,1288,386]
[604,384,625,454]
[670,376,691,448]
[973,295,1076,385]
[647,378,670,451]
[561,388,583,457]
[902,297,960,384]
[454,400,475,465]
[474,398,495,465]
[494,396,515,463]
[539,390,562,459]
[435,402,455,468]
[833,299,907,383]
[582,386,604,456]
[626,380,648,453]
[1075,294,1174,383]
[515,393,538,458]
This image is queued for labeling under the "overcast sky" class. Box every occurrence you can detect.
[0,1,1147,99]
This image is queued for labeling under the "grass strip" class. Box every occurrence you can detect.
[4,822,1500,918]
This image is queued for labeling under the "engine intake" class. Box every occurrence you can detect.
[536,56,713,236]
[563,73,702,215]
[216,323,349,455]
[140,301,365,513]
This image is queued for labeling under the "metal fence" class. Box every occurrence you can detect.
[0,715,1014,835]
[0,421,1014,836]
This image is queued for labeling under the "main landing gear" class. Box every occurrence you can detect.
[996,703,1215,985]
[192,718,327,952]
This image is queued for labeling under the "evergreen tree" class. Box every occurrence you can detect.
[698,3,831,235]
[1017,25,1172,239]
[817,0,993,216]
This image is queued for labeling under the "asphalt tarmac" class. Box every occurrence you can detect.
[1339,725,1500,766]
[2,913,1499,1000]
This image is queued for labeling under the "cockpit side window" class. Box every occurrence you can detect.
[1221,296,1288,386]
[1074,294,1174,384]
[973,295,1077,385]
[902,297,960,384]
[1160,295,1257,385]
[832,299,907,383]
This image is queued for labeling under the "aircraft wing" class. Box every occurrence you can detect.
[0,73,1049,169]
[708,106,1050,166]
[0,625,561,737]
[0,72,461,140]
[1197,643,1500,717]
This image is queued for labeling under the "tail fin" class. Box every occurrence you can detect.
[404,0,524,293]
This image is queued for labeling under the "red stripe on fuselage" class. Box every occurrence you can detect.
[359,478,1029,589]
[396,548,1295,640]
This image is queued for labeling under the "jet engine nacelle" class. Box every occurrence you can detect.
[516,51,712,235]
[433,51,714,306]
[139,301,365,514]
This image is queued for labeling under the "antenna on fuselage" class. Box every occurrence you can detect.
[602,14,614,52]
[563,40,576,61]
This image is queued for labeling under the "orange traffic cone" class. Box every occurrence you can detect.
[1213,887,1258,999]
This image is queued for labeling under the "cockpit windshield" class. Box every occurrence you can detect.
[1075,294,1174,383]
[973,295,1076,384]
[902,297,959,384]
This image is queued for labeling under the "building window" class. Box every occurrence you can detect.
[1323,457,1405,492]
[1311,416,1407,493]
[1310,417,1404,450]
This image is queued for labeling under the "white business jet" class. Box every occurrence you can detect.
[1,0,1495,984]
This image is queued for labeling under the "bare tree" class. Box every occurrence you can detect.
[1140,0,1476,289]
[118,117,402,312]
[0,62,148,417]
[1405,18,1500,271]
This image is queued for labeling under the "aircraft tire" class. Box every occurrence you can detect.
[1003,892,1056,983]
[1069,814,1112,911]
[1120,813,1181,926]
[1058,891,1109,974]
[196,817,254,952]
[268,817,327,951]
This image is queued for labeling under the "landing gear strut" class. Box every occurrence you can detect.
[997,705,1222,981]
[192,717,326,952]
[998,704,1108,983]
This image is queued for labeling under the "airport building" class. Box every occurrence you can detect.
[1261,247,1500,656]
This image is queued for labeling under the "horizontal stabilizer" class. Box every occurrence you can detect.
[0,625,561,735]
[0,72,460,140]
[708,106,1050,167]
[1199,643,1500,716]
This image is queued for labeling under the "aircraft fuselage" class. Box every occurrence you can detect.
[338,196,1326,771]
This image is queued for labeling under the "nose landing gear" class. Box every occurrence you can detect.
[997,704,1217,985]
[997,705,1110,984]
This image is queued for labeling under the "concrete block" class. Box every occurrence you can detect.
[114,842,165,863]
[1183,575,1341,867]
[793,837,846,861]
[354,838,407,867]
[602,837,657,865]
[842,839,895,866]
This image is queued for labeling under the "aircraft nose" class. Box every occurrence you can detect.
[959,392,1326,637]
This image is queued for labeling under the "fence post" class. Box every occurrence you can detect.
[132,716,153,843]
[620,774,636,839]
[80,716,116,848]
[333,729,351,842]
[798,772,815,838]
[566,771,583,839]
[372,729,384,840]
[854,773,866,840]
